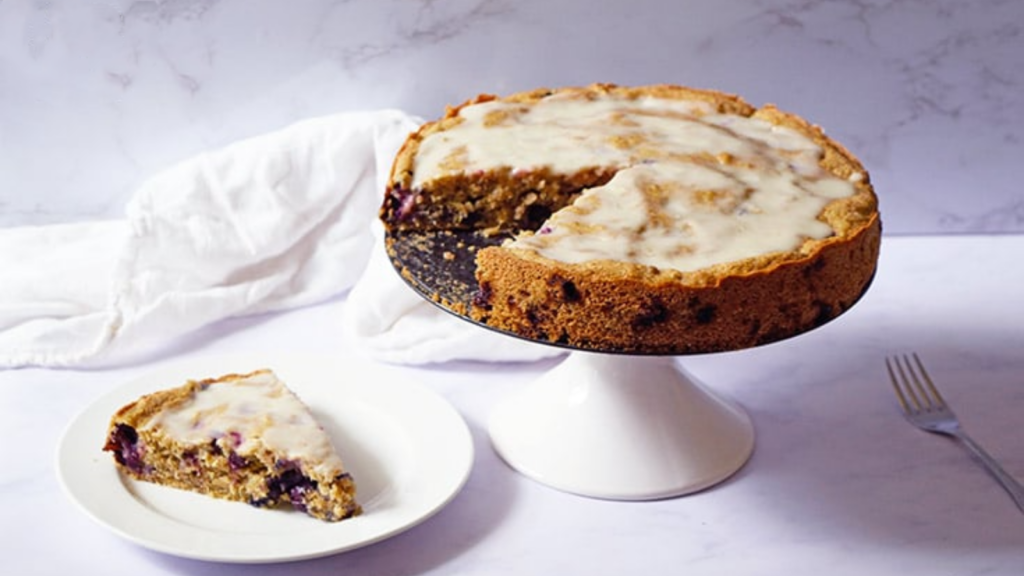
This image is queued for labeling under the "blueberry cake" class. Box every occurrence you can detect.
[103,369,360,522]
[381,83,881,354]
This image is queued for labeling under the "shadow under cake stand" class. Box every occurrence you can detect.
[387,229,850,501]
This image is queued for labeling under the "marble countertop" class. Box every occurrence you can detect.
[2,0,1024,234]
[2,234,1023,575]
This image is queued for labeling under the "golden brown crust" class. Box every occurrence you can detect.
[382,83,882,353]
[471,214,880,353]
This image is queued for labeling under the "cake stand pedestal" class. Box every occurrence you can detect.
[489,352,753,499]
[385,229,764,500]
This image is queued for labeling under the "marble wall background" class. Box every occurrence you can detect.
[2,0,1022,234]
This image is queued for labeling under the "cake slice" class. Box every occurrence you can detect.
[102,369,360,522]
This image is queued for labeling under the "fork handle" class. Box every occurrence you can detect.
[953,430,1024,514]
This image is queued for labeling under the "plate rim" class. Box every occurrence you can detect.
[55,353,475,563]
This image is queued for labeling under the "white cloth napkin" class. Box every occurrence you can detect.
[0,110,559,369]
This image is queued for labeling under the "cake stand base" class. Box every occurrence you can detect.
[488,352,755,500]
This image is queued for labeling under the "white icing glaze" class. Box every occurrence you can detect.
[144,370,344,475]
[412,91,858,271]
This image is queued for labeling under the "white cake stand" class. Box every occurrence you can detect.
[488,352,753,500]
[386,230,759,500]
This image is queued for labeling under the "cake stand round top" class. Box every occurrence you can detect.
[383,228,876,357]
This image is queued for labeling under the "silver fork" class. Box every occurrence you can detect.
[886,353,1024,513]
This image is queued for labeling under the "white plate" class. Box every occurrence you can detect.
[56,354,474,563]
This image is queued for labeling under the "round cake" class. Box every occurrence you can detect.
[381,83,881,354]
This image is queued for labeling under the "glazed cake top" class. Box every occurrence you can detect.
[142,370,345,476]
[412,89,865,272]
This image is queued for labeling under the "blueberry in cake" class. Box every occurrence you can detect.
[103,369,360,522]
[381,83,881,354]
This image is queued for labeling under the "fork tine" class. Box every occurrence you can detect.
[910,352,948,410]
[900,354,933,410]
[890,353,947,413]
[886,356,912,412]
[889,355,925,411]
